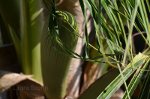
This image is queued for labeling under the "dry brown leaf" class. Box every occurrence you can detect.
[0,71,45,99]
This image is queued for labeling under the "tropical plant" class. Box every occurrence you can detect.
[0,0,150,99]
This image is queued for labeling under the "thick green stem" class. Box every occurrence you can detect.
[20,0,44,81]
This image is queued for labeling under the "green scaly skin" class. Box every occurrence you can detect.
[41,11,78,99]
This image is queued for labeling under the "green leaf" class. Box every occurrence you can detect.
[78,53,149,99]
[123,58,150,99]
[78,68,119,99]
[97,53,148,99]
